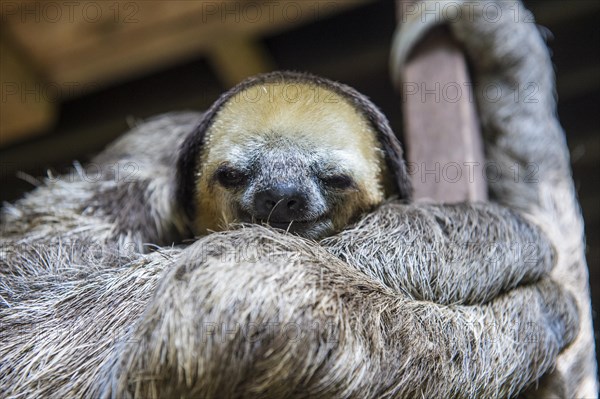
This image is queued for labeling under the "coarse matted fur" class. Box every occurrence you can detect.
[0,1,596,398]
[0,219,576,398]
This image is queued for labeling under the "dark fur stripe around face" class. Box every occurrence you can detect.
[176,71,413,220]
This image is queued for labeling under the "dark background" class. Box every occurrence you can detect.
[1,0,599,362]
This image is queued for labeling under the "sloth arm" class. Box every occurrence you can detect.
[322,201,553,305]
[0,217,576,399]
[96,228,577,399]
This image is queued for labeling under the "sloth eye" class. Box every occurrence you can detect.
[321,174,354,190]
[215,165,247,188]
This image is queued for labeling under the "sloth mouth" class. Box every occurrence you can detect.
[236,210,331,237]
[265,218,332,239]
[266,219,319,231]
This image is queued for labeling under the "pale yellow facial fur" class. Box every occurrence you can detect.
[194,82,389,235]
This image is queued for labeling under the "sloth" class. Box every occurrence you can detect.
[176,71,412,239]
[0,0,596,398]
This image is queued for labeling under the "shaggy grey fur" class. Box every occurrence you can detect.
[2,111,575,398]
[0,1,595,398]
[323,202,555,306]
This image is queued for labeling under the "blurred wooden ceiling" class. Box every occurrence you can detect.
[1,0,371,145]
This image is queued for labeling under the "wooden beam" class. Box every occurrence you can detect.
[395,0,487,203]
[0,32,56,147]
[1,0,372,91]
[208,36,275,88]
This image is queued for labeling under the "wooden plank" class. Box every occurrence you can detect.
[208,37,275,87]
[0,33,56,146]
[1,0,372,91]
[395,0,487,202]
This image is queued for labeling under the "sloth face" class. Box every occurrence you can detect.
[193,82,390,239]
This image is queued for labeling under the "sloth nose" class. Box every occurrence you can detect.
[254,184,308,222]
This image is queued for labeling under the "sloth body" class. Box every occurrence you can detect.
[179,72,411,239]
[1,1,596,397]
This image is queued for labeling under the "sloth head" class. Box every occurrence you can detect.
[177,71,411,239]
